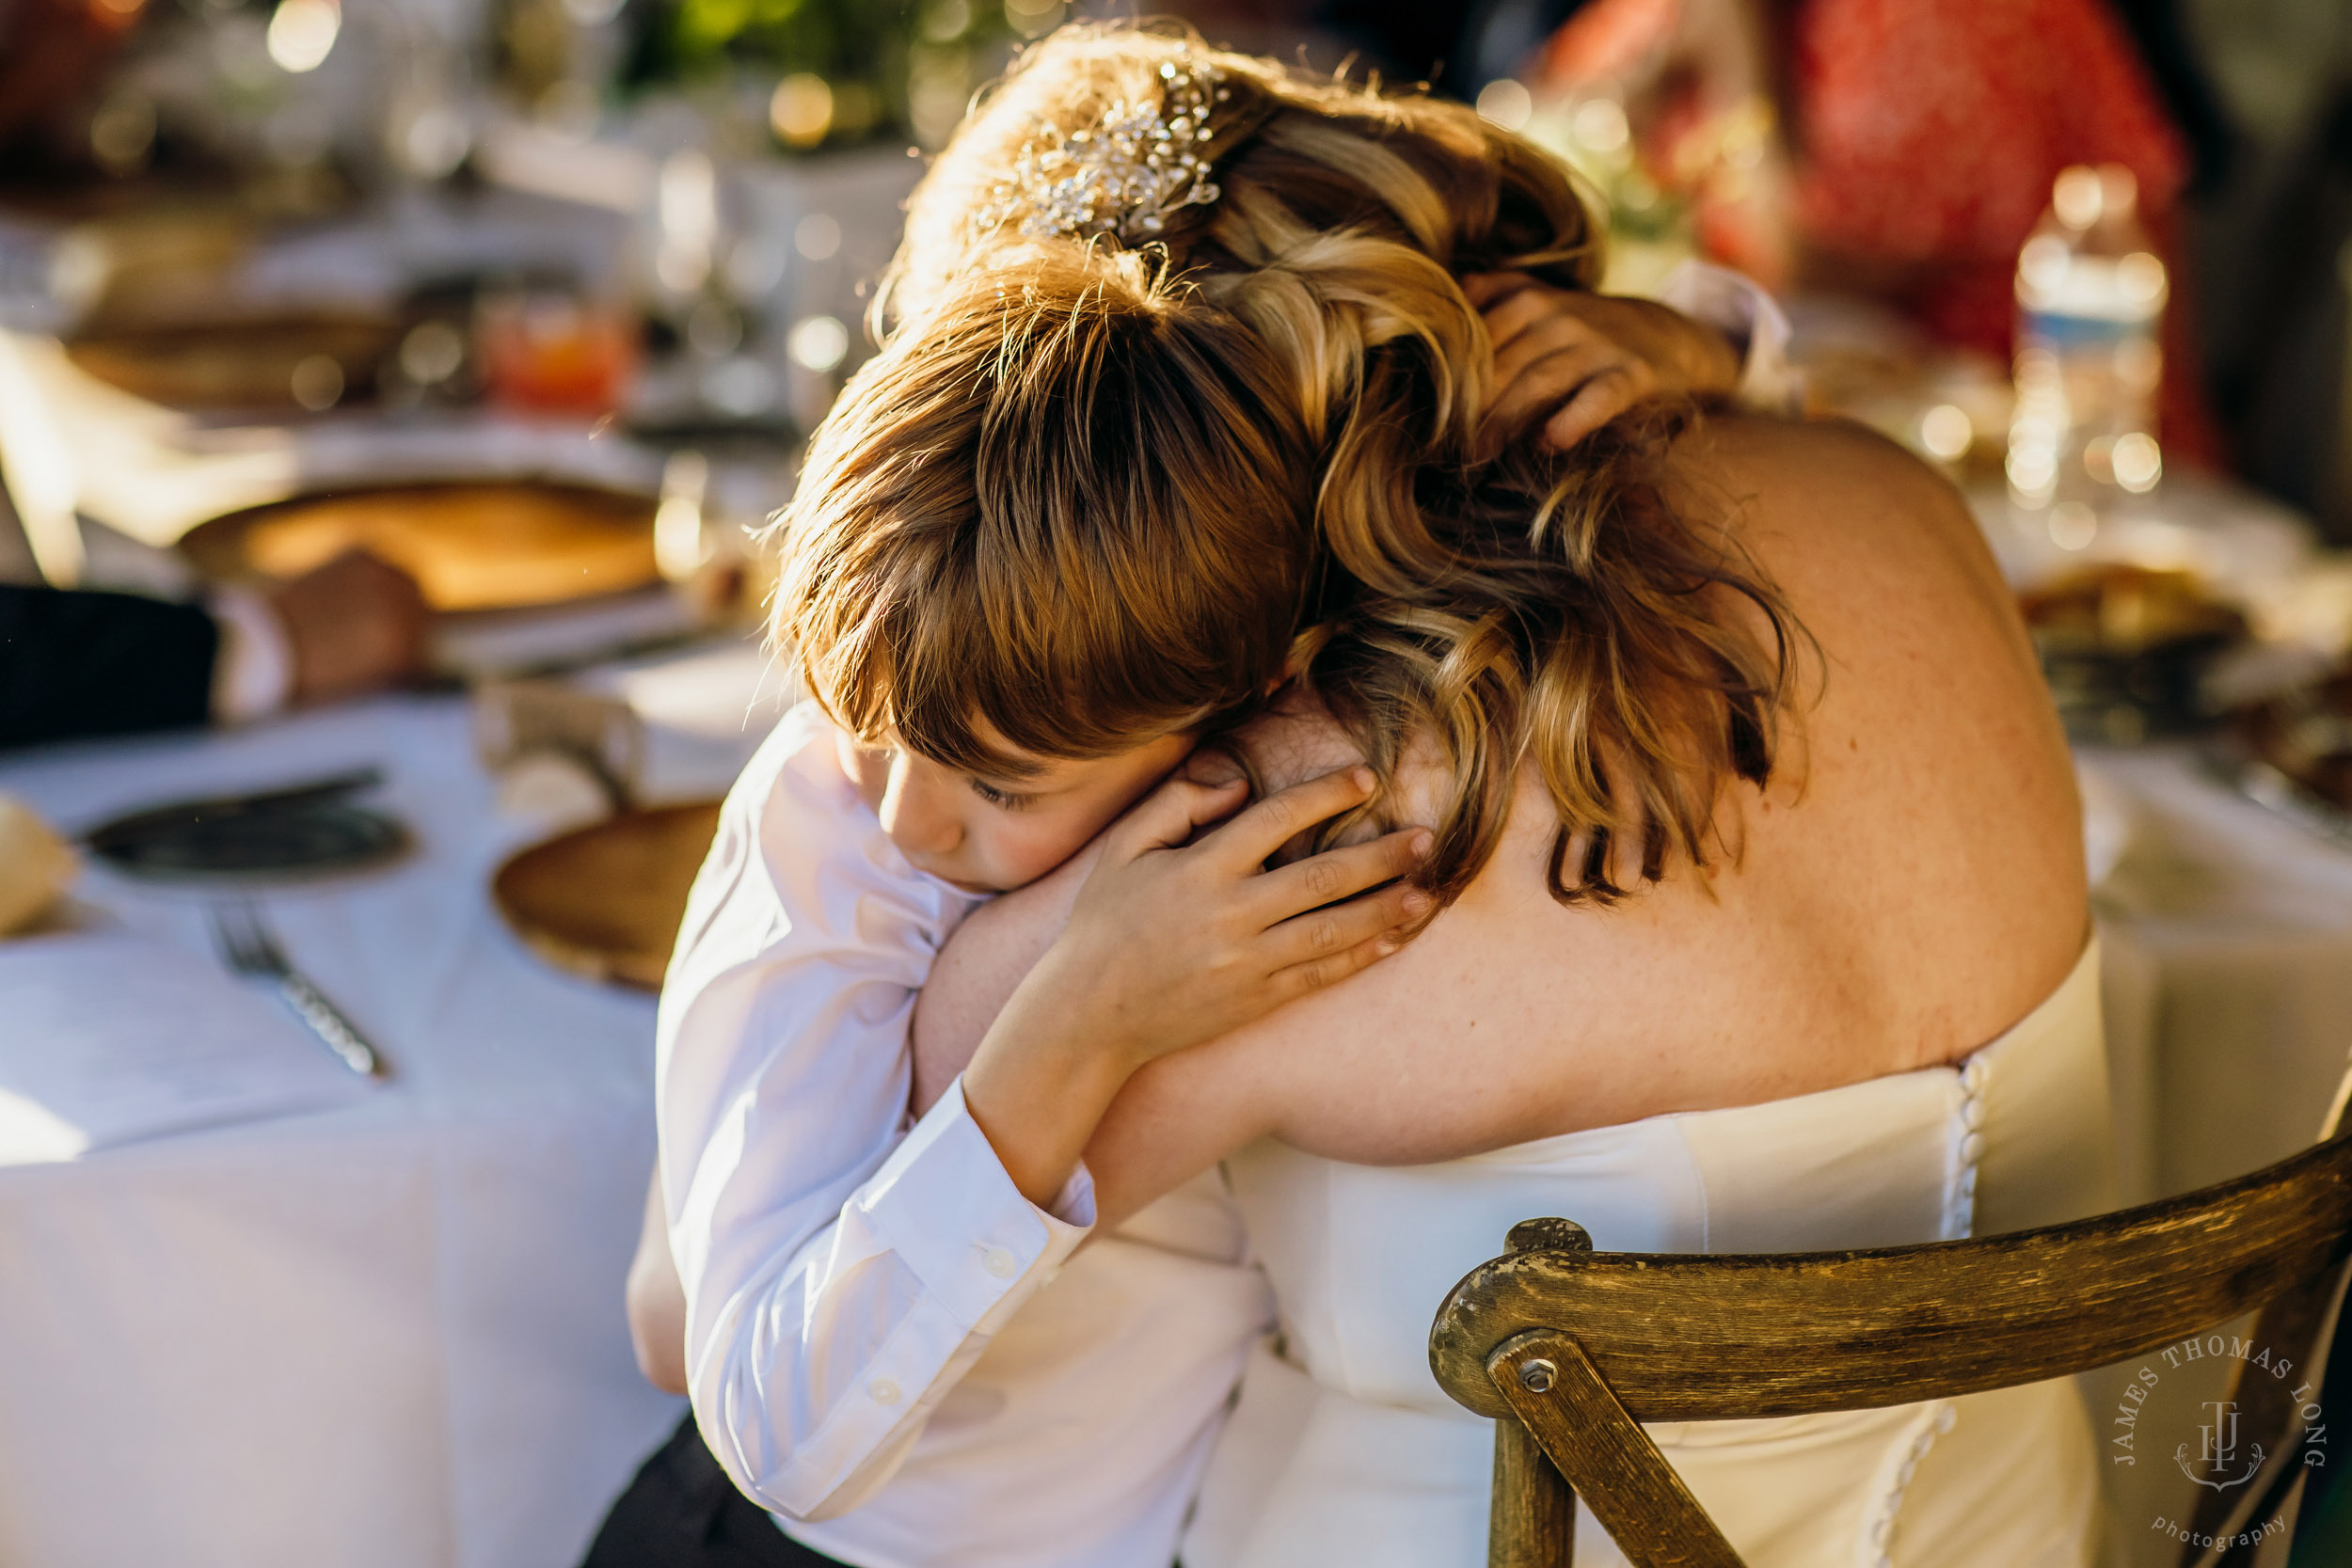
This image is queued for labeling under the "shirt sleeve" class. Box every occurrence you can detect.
[657,705,1095,1521]
[1654,259,1801,417]
[206,587,294,724]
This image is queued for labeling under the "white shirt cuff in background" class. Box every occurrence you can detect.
[1654,259,1802,417]
[207,587,294,725]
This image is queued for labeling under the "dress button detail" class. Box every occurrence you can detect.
[868,1378,900,1405]
[1960,1132,1986,1165]
[982,1246,1018,1278]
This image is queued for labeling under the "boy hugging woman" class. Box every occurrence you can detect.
[596,24,1792,1568]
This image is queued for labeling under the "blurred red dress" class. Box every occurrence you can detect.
[1540,0,2217,460]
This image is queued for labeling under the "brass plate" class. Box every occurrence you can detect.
[492,800,722,990]
[66,313,401,410]
[182,481,661,612]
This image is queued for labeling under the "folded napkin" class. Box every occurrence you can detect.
[0,932,369,1163]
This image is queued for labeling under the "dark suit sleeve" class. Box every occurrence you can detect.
[0,585,219,750]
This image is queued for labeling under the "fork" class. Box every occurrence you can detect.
[207,902,389,1079]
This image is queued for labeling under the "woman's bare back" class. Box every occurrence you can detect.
[915,415,2086,1222]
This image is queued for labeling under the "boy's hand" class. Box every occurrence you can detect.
[961,766,1429,1205]
[1046,766,1429,1069]
[1466,272,1741,451]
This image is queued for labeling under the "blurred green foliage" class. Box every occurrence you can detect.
[623,0,1034,150]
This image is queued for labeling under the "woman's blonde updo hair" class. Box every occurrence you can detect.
[780,21,1804,907]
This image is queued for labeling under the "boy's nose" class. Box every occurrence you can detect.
[876,766,963,858]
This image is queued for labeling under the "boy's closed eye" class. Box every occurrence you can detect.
[967,777,1036,812]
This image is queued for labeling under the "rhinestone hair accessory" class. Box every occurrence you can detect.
[976,53,1231,245]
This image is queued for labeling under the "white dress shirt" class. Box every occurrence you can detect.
[658,703,1272,1568]
[1656,259,1802,416]
[206,587,295,724]
[656,264,1798,1568]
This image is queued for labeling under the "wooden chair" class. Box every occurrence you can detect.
[1429,1106,2352,1568]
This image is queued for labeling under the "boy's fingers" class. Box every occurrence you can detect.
[1267,919,1412,1004]
[1264,873,1428,972]
[1110,773,1249,858]
[1468,288,1562,352]
[1539,365,1649,450]
[1250,827,1433,924]
[1493,320,1610,389]
[1203,766,1377,871]
[1486,342,1611,434]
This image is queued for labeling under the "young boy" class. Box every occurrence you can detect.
[598,261,1791,1568]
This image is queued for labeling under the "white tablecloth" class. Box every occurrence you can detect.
[0,693,711,1568]
[2083,746,2352,1200]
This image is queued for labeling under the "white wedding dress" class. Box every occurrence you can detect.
[1183,942,2113,1568]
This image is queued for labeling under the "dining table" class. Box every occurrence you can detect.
[0,638,788,1568]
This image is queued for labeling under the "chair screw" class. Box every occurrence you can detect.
[1519,1358,1558,1394]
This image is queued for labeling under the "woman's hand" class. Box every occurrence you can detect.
[1467,272,1741,451]
[961,766,1431,1206]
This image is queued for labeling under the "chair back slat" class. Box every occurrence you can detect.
[1488,1329,1745,1568]
[1432,1132,2352,1423]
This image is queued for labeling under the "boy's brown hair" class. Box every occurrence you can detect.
[776,245,1316,777]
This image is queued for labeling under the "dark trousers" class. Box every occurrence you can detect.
[582,1414,854,1568]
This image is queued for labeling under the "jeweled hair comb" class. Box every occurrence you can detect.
[974,53,1231,245]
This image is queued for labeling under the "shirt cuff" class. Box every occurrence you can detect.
[1654,259,1801,417]
[854,1076,1094,1330]
[206,587,294,724]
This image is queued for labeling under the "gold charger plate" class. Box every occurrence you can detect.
[66,313,402,410]
[182,480,662,612]
[493,800,722,990]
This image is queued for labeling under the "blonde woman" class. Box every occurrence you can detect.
[896,26,2106,1568]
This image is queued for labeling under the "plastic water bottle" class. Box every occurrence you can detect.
[2006,165,2169,546]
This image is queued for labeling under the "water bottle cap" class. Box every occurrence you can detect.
[2052,164,2138,229]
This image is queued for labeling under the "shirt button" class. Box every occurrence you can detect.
[981,1246,1017,1278]
[868,1378,900,1405]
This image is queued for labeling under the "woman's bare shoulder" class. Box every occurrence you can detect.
[1677,411,1952,496]
[1671,414,2000,577]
